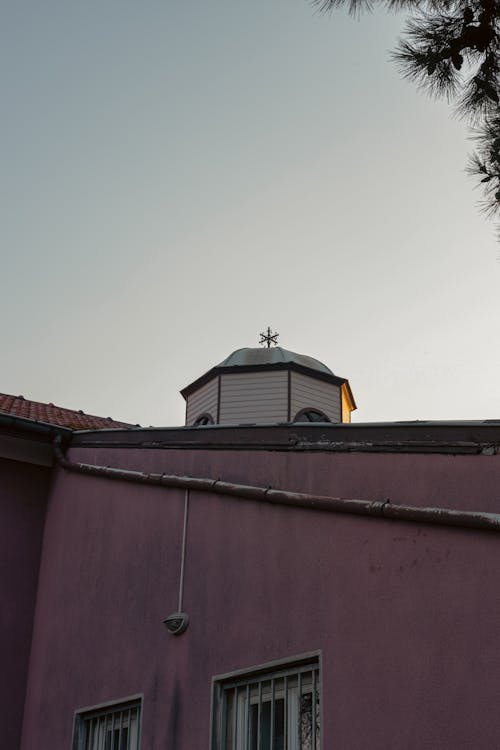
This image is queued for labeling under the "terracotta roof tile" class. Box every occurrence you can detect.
[0,393,133,431]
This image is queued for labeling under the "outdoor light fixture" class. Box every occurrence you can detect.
[163,611,189,636]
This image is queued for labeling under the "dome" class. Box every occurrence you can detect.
[180,343,356,427]
[217,347,334,376]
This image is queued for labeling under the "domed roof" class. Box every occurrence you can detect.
[217,347,334,376]
[180,343,351,402]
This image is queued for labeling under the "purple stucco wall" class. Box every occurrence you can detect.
[0,457,50,750]
[20,446,500,749]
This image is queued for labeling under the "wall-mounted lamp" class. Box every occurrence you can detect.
[163,611,189,636]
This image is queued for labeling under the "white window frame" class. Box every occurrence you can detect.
[211,654,321,750]
[72,695,142,750]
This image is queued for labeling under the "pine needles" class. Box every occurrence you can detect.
[313,0,500,229]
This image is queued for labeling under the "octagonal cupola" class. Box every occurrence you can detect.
[181,331,356,426]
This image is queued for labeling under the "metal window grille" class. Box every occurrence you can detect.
[73,698,141,750]
[213,661,320,750]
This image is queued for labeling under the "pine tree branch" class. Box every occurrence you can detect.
[311,0,500,237]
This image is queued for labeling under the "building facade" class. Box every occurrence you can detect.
[2,350,500,749]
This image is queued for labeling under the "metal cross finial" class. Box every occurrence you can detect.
[259,326,279,348]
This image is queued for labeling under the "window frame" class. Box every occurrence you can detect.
[72,694,143,750]
[292,409,331,423]
[194,412,215,426]
[211,653,321,750]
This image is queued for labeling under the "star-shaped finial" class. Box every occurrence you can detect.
[259,326,279,348]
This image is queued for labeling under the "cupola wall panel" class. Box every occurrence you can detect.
[219,371,288,424]
[186,378,219,425]
[290,372,341,422]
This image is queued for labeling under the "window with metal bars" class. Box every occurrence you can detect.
[72,697,141,750]
[212,658,320,750]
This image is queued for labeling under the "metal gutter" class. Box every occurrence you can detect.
[53,438,500,533]
[0,413,73,439]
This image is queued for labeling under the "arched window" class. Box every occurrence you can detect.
[193,413,214,426]
[293,408,330,423]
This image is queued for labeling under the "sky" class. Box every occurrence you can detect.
[1,1,499,427]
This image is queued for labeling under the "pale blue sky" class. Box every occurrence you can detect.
[1,1,499,426]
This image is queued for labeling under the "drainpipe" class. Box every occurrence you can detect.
[53,437,500,533]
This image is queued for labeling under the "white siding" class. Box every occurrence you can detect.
[219,371,288,425]
[290,372,341,423]
[186,377,219,425]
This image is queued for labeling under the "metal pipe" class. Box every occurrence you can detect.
[53,438,500,533]
[178,490,189,612]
